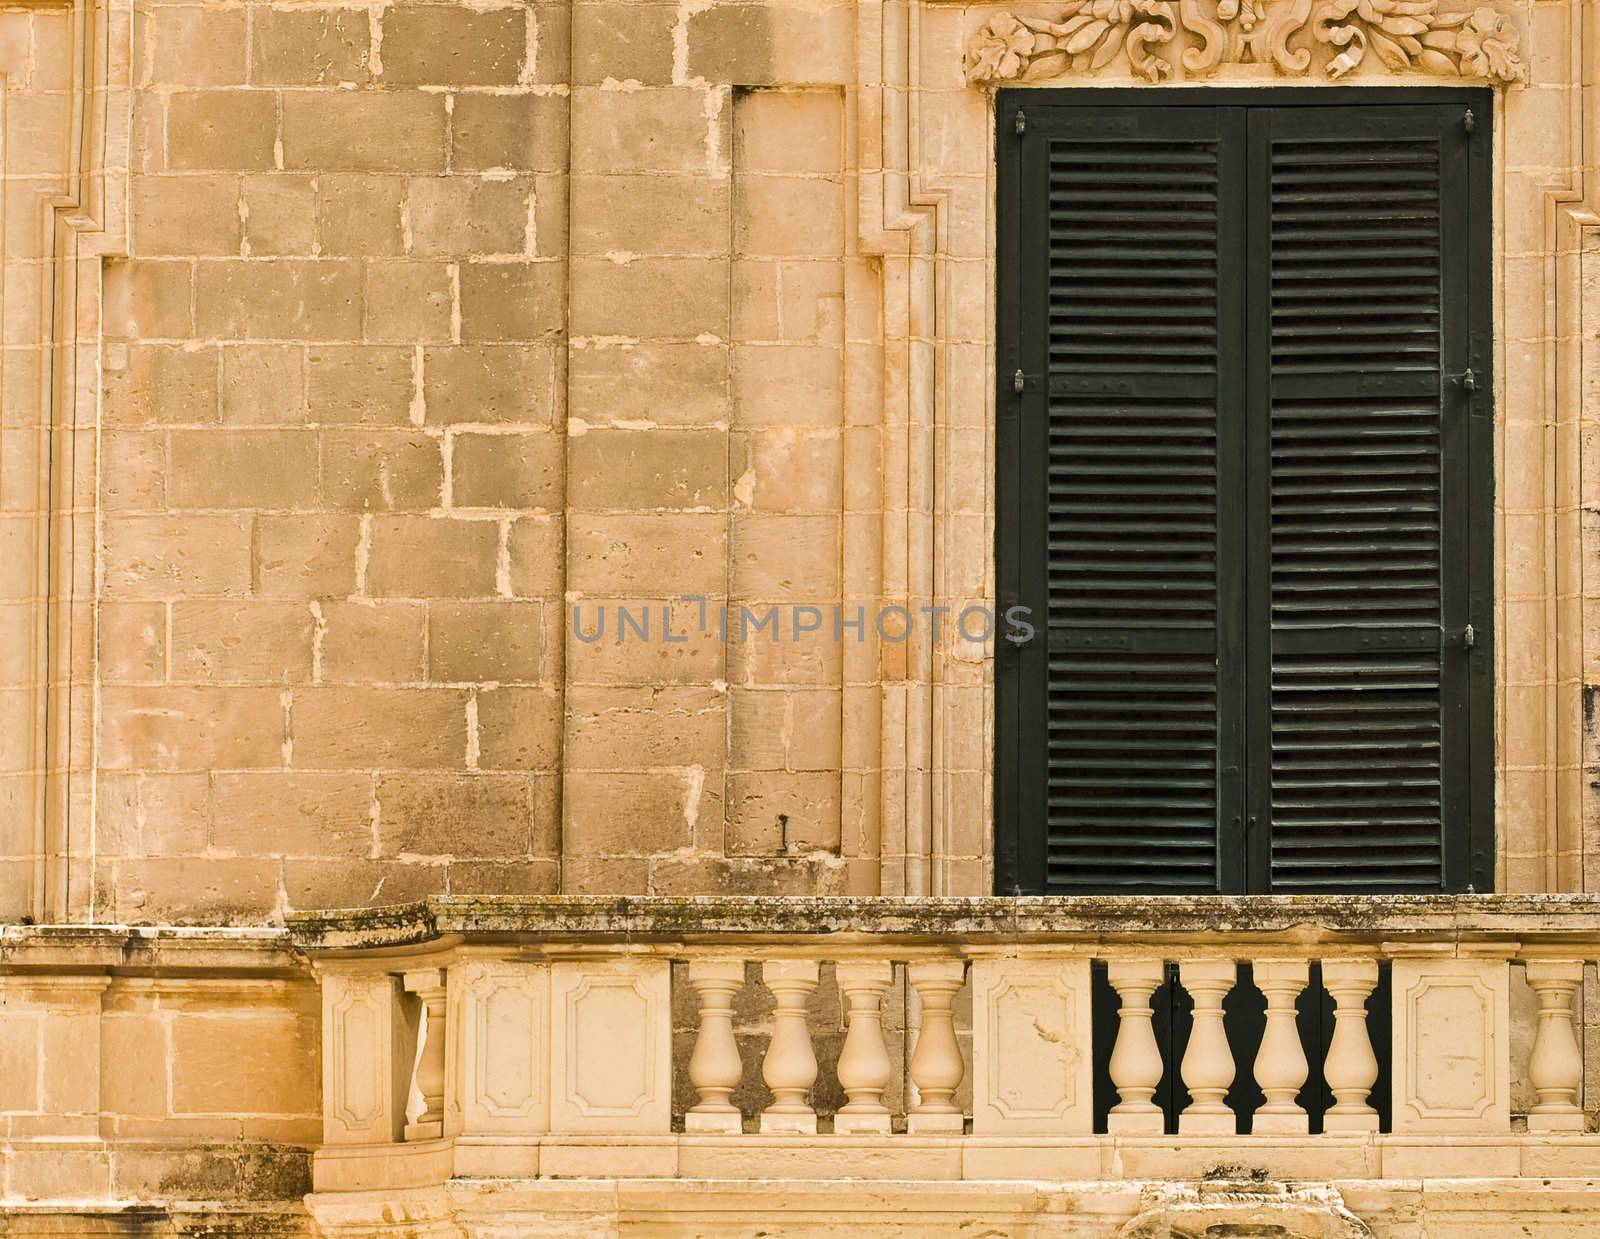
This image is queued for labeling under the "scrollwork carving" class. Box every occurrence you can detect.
[964,0,1524,83]
[964,4,1177,85]
[1313,1,1525,80]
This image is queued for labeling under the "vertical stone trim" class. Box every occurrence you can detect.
[856,0,941,895]
[857,0,994,894]
[0,0,128,920]
[1543,0,1600,895]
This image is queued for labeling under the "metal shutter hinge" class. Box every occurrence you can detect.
[1452,367,1477,393]
[1464,623,1475,649]
[1013,368,1026,394]
[1014,110,1026,136]
[1463,107,1476,134]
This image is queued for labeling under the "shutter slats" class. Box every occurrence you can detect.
[1263,123,1455,891]
[1036,117,1236,893]
[1000,97,1488,898]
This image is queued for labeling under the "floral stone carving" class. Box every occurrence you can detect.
[963,0,1526,84]
[963,6,1178,84]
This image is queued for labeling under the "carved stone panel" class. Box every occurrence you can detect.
[320,972,403,1146]
[963,0,1526,86]
[971,958,1094,1133]
[549,959,671,1134]
[450,960,550,1137]
[1117,1180,1375,1238]
[1390,956,1511,1132]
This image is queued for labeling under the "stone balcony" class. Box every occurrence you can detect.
[281,895,1600,1235]
[8,897,1600,1233]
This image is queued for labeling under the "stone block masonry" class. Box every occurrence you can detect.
[85,0,574,920]
[0,0,1593,927]
[0,1,1597,1232]
[12,0,873,922]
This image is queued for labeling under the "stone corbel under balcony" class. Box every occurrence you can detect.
[291,894,1600,1202]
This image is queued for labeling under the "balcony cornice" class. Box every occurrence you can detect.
[286,893,1600,954]
[9,894,1600,973]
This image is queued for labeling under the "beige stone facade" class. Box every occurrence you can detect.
[0,0,1591,916]
[3,0,1600,1231]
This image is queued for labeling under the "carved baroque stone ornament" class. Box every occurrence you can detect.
[963,0,1526,84]
[1115,1179,1377,1239]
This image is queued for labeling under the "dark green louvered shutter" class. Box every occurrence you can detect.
[996,92,1492,896]
[997,104,1247,892]
[1244,104,1492,892]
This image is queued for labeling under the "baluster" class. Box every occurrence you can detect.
[1178,959,1237,1135]
[686,959,746,1134]
[907,959,967,1133]
[403,968,447,1141]
[834,960,895,1134]
[1321,957,1380,1132]
[1105,959,1166,1134]
[1251,958,1309,1134]
[760,960,820,1134]
[1524,959,1586,1132]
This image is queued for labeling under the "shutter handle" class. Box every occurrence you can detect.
[1444,624,1476,650]
[1452,367,1477,394]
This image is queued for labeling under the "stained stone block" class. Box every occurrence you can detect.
[970,959,1094,1134]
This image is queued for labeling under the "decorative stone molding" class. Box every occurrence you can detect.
[548,960,670,1134]
[965,6,1180,84]
[1116,1180,1375,1239]
[971,958,1093,1133]
[320,971,405,1146]
[1315,1,1524,79]
[1,0,129,921]
[963,0,1526,85]
[1389,955,1511,1133]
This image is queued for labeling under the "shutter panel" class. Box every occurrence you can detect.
[1247,104,1488,892]
[997,95,1492,897]
[1020,107,1246,893]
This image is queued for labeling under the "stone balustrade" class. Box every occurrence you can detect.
[295,895,1600,1191]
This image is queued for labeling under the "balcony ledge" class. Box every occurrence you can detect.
[286,892,1600,954]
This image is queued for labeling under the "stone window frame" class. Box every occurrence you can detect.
[853,0,1596,894]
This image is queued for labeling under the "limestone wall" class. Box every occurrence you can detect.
[86,0,572,919]
[0,0,1596,921]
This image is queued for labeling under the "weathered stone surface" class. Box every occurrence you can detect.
[0,0,1588,1217]
[1116,1181,1375,1239]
